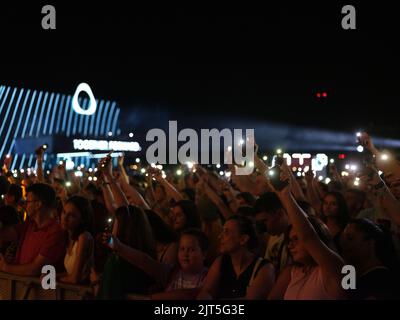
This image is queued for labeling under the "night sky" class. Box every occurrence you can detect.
[1,2,399,144]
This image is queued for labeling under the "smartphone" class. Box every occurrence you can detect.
[101,150,114,168]
[268,165,289,191]
[108,237,114,246]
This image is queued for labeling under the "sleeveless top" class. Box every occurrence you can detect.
[284,265,343,300]
[216,254,268,299]
[64,233,93,281]
[165,266,208,292]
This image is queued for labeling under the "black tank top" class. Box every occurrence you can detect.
[216,254,268,299]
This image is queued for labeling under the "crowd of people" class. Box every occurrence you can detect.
[0,132,399,300]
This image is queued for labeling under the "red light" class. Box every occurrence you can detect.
[338,154,346,159]
[316,92,321,98]
[322,92,327,98]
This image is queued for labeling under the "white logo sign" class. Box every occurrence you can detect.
[41,265,56,290]
[72,83,97,115]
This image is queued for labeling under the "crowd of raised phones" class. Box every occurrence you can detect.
[0,132,399,300]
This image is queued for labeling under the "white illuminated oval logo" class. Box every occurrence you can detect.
[72,83,97,115]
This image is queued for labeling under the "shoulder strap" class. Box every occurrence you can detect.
[248,257,264,287]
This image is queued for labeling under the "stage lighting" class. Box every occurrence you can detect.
[357,145,364,152]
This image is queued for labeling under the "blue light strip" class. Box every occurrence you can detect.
[66,95,75,137]
[28,91,43,137]
[43,92,55,135]
[78,98,86,134]
[94,100,105,136]
[112,107,120,134]
[0,86,5,101]
[59,95,68,133]
[36,92,49,137]
[48,93,60,135]
[28,154,34,167]
[0,87,11,118]
[19,153,26,169]
[21,90,37,138]
[8,89,31,153]
[0,88,18,160]
[89,99,99,136]
[100,101,110,136]
[72,97,81,136]
[0,88,23,158]
[84,99,91,136]
[11,154,18,171]
[107,101,116,133]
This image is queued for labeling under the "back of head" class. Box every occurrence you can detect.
[255,192,284,215]
[6,184,23,204]
[236,206,256,219]
[145,209,178,244]
[26,183,56,209]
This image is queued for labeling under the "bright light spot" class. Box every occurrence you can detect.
[176,169,182,176]
[227,146,232,152]
[249,161,254,168]
[151,163,156,168]
[59,161,64,165]
[93,177,98,182]
[88,168,93,172]
[216,164,221,169]
[276,149,282,154]
[108,131,113,137]
[141,168,146,174]
[292,167,297,172]
[20,169,25,173]
[381,154,389,161]
[135,158,140,163]
[298,167,302,172]
[77,166,81,170]
[156,165,163,170]
[81,164,85,168]
[108,218,112,223]
[350,165,357,171]
[304,166,310,172]
[268,171,274,176]
[129,133,134,138]
[46,170,50,174]
[330,159,335,164]
[355,177,360,181]
[378,170,383,175]
[297,172,302,177]
[239,139,245,146]
[354,180,360,186]
[356,132,362,137]
[225,171,231,178]
[6,154,11,159]
[94,168,98,172]
[302,172,306,177]
[345,164,350,170]
[341,171,349,177]
[33,170,37,175]
[357,145,364,153]
[66,160,75,170]
[66,182,72,187]
[186,162,194,169]
[75,171,83,177]
[145,173,149,177]
[318,176,324,181]
[219,171,224,176]
[325,178,331,184]
[262,156,268,161]
[162,173,167,179]
[13,173,18,178]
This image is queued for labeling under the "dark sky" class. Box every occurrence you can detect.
[1,2,399,140]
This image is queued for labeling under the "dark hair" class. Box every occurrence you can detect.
[26,183,56,209]
[65,195,93,239]
[84,183,102,197]
[6,184,23,204]
[321,191,350,229]
[181,188,196,202]
[0,205,19,226]
[180,228,209,253]
[236,192,256,207]
[255,192,284,214]
[236,206,256,218]
[145,209,178,244]
[226,215,258,250]
[116,205,156,259]
[172,200,202,230]
[349,218,399,271]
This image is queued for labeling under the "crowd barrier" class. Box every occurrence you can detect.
[0,272,94,300]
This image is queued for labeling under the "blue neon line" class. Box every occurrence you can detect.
[0,88,17,158]
[59,95,68,133]
[21,90,37,138]
[78,98,86,134]
[36,91,49,137]
[0,87,11,117]
[28,154,34,167]
[94,100,105,136]
[11,154,18,171]
[0,88,23,158]
[19,154,26,169]
[83,99,91,136]
[72,97,82,136]
[43,92,55,135]
[8,89,31,154]
[112,107,120,135]
[100,101,110,136]
[106,101,116,133]
[48,93,60,135]
[28,91,43,136]
[89,99,99,137]
[0,86,5,101]
[66,95,75,137]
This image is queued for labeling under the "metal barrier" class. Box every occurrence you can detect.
[0,272,94,300]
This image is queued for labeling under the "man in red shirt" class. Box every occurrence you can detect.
[0,183,66,276]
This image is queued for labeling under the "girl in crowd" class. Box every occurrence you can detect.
[103,228,209,300]
[59,195,94,284]
[169,200,202,233]
[197,215,275,300]
[268,170,346,300]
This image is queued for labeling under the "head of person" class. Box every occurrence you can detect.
[287,216,333,265]
[219,215,258,255]
[236,206,256,224]
[254,192,289,236]
[236,192,256,207]
[53,178,66,197]
[154,184,167,202]
[181,188,196,202]
[82,183,102,202]
[344,189,366,216]
[5,184,23,207]
[145,209,178,244]
[170,200,201,232]
[61,195,93,239]
[25,183,56,219]
[322,191,350,228]
[178,228,208,273]
[341,218,398,270]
